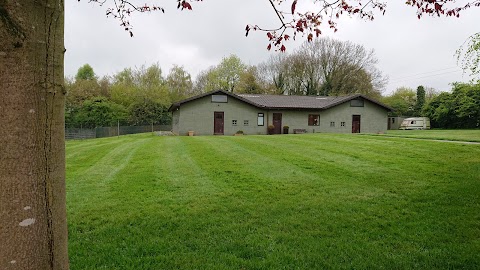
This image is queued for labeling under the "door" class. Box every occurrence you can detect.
[214,112,224,135]
[273,113,282,134]
[352,115,361,133]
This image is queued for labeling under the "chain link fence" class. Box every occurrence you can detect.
[66,125,172,140]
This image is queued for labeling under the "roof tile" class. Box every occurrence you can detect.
[168,89,392,111]
[237,94,354,109]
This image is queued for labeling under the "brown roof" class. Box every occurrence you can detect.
[237,94,352,109]
[169,90,392,111]
[168,90,260,111]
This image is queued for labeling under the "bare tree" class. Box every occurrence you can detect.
[282,54,309,95]
[301,38,386,96]
[257,54,289,95]
[258,38,386,97]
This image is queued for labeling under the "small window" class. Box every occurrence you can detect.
[411,120,416,124]
[232,120,237,126]
[330,122,335,127]
[350,99,364,107]
[257,113,264,126]
[212,95,228,103]
[392,118,395,124]
[341,122,345,127]
[308,114,320,126]
[244,120,249,126]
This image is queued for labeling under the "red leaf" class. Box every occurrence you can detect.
[291,0,297,14]
[267,44,272,51]
[280,45,286,52]
[284,34,290,40]
[275,37,283,46]
[307,33,313,42]
[182,1,192,10]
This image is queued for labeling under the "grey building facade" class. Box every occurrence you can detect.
[388,116,406,130]
[169,90,392,136]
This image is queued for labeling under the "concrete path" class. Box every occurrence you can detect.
[373,135,480,145]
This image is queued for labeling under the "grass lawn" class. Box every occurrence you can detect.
[383,129,480,142]
[66,133,480,269]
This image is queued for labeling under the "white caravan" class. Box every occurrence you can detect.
[399,117,431,130]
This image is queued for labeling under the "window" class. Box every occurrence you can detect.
[411,120,416,124]
[341,122,345,127]
[232,120,237,126]
[392,118,395,124]
[330,121,335,127]
[308,114,320,126]
[244,120,249,126]
[350,99,364,107]
[212,95,228,103]
[257,113,264,126]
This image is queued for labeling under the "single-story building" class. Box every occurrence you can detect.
[388,116,406,130]
[168,90,392,136]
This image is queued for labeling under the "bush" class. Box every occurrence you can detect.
[74,97,128,128]
[268,124,275,135]
[423,82,480,128]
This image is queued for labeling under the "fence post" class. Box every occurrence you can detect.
[117,120,120,138]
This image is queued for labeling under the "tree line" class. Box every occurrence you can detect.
[423,83,480,128]
[67,38,390,128]
[66,63,192,128]
[381,83,480,129]
[67,37,479,129]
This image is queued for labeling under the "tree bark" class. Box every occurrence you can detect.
[0,0,68,269]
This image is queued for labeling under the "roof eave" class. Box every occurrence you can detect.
[168,89,266,111]
[321,94,393,111]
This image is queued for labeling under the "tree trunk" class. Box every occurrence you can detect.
[0,1,68,269]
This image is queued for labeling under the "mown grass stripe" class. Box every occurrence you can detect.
[66,132,480,269]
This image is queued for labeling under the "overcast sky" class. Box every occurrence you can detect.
[65,1,479,95]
